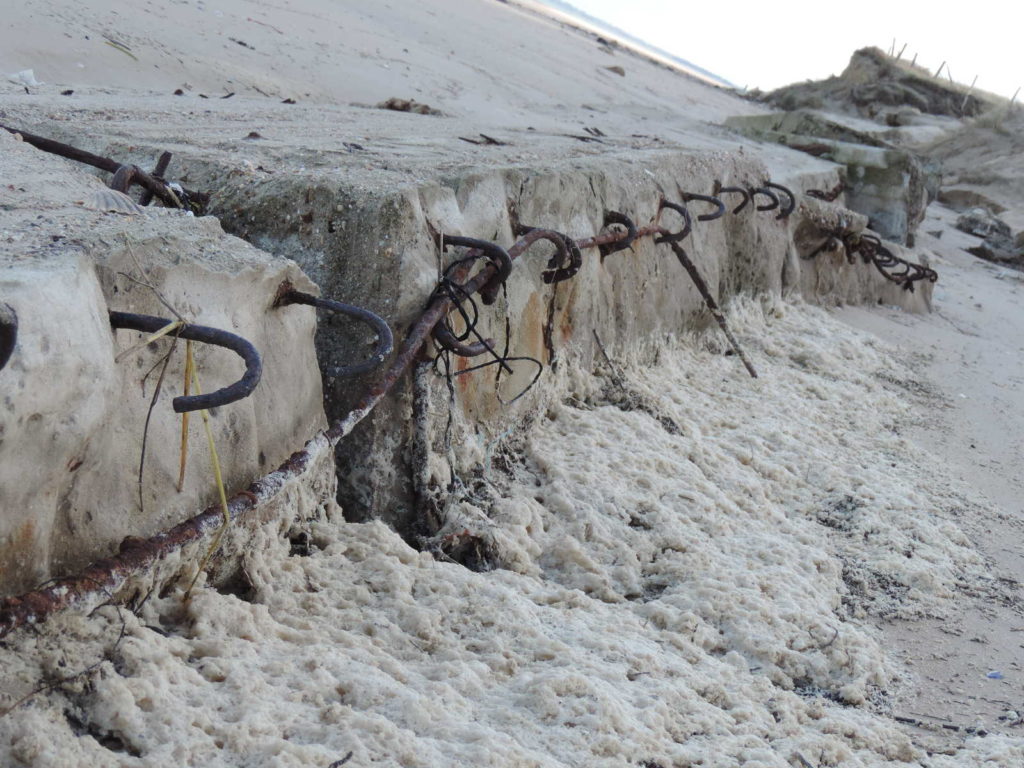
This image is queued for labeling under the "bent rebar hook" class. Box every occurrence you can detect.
[441,235,512,306]
[763,181,796,220]
[0,303,16,372]
[514,226,582,284]
[277,290,394,376]
[713,182,750,214]
[654,199,692,243]
[750,187,780,212]
[109,311,263,413]
[680,192,726,222]
[598,210,638,257]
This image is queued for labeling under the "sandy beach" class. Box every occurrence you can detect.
[2,1,1024,766]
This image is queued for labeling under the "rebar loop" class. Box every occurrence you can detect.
[762,181,796,220]
[109,311,263,412]
[654,199,693,243]
[680,192,726,222]
[276,289,394,377]
[598,210,639,257]
[441,235,513,305]
[713,182,750,214]
[750,186,780,212]
[514,226,583,283]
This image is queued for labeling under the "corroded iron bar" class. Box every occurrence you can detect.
[0,124,199,210]
[277,290,394,377]
[109,311,263,412]
[0,433,330,639]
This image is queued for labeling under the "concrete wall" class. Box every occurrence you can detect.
[201,148,932,536]
[0,132,325,597]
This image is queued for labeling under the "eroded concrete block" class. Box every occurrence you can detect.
[726,111,938,244]
[0,131,326,596]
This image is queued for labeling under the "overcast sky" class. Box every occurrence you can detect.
[566,0,1022,99]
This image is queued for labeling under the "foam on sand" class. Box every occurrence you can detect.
[2,297,1020,767]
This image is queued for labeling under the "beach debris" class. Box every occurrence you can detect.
[6,69,40,87]
[60,89,74,96]
[956,207,1022,264]
[564,133,604,143]
[604,65,625,77]
[244,131,263,139]
[0,123,209,214]
[806,181,846,202]
[281,97,296,104]
[86,188,147,216]
[377,97,441,115]
[458,133,509,146]
[987,670,1005,679]
[103,36,138,61]
[956,207,1012,240]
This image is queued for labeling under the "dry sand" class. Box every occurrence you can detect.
[3,0,1024,765]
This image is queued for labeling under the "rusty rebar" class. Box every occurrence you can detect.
[750,187,780,212]
[598,211,638,257]
[276,290,394,377]
[714,182,750,214]
[441,235,512,306]
[681,192,726,222]
[109,311,263,412]
[664,241,758,379]
[0,123,207,213]
[0,433,331,639]
[0,185,892,638]
[763,181,796,220]
[138,151,173,207]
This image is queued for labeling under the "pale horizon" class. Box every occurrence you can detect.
[562,0,1022,100]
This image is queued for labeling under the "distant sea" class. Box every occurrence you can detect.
[523,0,735,89]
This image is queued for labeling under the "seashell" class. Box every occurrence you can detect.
[86,188,147,216]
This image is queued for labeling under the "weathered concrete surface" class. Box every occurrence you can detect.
[0,85,935,577]
[726,111,939,244]
[198,147,931,534]
[0,130,326,596]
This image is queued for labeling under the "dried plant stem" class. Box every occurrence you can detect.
[176,340,194,492]
[115,319,182,362]
[184,347,231,597]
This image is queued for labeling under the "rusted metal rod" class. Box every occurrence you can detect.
[664,240,758,379]
[109,311,263,412]
[138,151,173,207]
[0,432,332,639]
[276,290,394,377]
[0,124,205,212]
